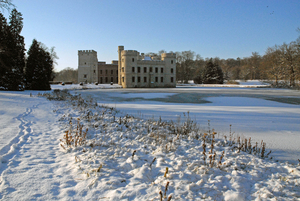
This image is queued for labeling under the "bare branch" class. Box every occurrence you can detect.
[0,0,15,12]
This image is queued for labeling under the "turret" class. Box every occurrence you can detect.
[118,46,124,85]
[161,53,176,87]
[120,50,139,88]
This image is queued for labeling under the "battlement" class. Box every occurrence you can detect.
[121,50,138,56]
[161,52,176,58]
[123,50,138,53]
[137,60,165,65]
[78,50,97,54]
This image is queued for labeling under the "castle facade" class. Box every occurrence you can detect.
[78,46,176,88]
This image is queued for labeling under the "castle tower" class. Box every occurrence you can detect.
[161,53,176,87]
[120,50,138,88]
[78,50,98,83]
[118,46,124,85]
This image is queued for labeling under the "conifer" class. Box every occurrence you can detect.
[202,58,224,84]
[25,39,53,90]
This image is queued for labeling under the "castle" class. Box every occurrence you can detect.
[78,46,176,88]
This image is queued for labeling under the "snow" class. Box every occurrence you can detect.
[0,85,300,200]
[143,56,152,61]
[81,91,300,164]
[178,80,271,88]
[50,83,122,91]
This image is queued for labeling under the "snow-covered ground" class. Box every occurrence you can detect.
[0,83,300,200]
[51,83,122,90]
[177,80,271,88]
[78,87,300,164]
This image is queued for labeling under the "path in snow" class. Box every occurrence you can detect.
[0,96,73,200]
[0,92,33,154]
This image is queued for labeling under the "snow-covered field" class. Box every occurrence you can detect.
[177,80,271,88]
[0,83,300,200]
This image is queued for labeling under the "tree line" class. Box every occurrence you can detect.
[53,67,78,84]
[0,8,56,91]
[174,35,300,87]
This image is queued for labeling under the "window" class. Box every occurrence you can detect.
[171,60,173,64]
[84,74,87,78]
[155,77,158,82]
[111,70,113,74]
[155,67,158,73]
[150,67,153,73]
[144,67,147,73]
[105,77,108,83]
[132,67,135,73]
[161,68,164,73]
[132,58,135,62]
[122,67,124,72]
[144,77,147,83]
[171,77,174,83]
[116,70,118,75]
[132,76,135,83]
[93,70,96,73]
[105,70,108,74]
[138,67,141,73]
[171,68,174,73]
[122,77,124,82]
[138,77,141,83]
[161,77,164,83]
[111,77,113,82]
[100,70,102,74]
[100,77,103,83]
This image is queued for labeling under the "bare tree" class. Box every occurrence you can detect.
[37,42,59,71]
[263,45,285,86]
[54,67,78,83]
[0,0,14,11]
[249,52,261,80]
[280,42,298,87]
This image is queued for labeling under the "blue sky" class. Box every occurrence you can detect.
[3,0,300,71]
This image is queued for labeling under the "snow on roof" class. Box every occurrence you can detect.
[143,56,152,61]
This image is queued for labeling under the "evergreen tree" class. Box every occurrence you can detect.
[193,75,202,84]
[6,8,26,90]
[25,39,53,90]
[0,9,25,90]
[202,58,224,84]
[0,12,9,89]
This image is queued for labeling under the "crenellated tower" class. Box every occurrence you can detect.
[78,50,98,83]
[118,46,124,85]
[120,49,139,88]
[161,53,176,87]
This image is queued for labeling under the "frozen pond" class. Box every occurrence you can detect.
[76,87,300,164]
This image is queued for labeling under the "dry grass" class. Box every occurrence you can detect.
[40,89,282,198]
